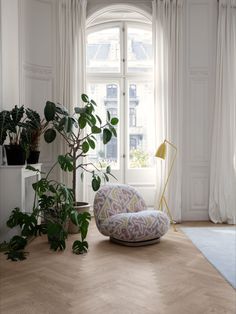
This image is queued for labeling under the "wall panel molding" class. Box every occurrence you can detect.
[23,63,53,76]
[188,1,210,71]
[182,0,217,221]
[189,77,209,162]
[19,0,57,173]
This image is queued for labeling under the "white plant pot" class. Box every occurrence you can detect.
[68,202,90,234]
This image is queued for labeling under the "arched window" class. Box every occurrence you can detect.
[86,8,156,203]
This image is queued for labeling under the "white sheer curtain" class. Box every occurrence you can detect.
[209,0,236,224]
[152,0,183,222]
[57,0,87,197]
[58,0,87,109]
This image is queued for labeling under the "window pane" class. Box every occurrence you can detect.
[128,81,155,168]
[87,82,119,169]
[127,27,152,73]
[86,28,120,73]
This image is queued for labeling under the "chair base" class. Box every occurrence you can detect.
[110,237,160,247]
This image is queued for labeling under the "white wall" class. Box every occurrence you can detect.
[0,0,20,110]
[19,0,57,173]
[182,0,217,220]
[0,0,218,220]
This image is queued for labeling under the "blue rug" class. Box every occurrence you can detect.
[181,227,236,289]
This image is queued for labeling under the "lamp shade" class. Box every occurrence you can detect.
[155,142,166,159]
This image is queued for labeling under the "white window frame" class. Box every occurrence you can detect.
[85,20,156,206]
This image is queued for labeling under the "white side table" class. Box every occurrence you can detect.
[0,164,42,242]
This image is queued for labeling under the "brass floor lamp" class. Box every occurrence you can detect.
[155,139,177,232]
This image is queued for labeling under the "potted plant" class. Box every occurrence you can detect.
[22,108,49,164]
[0,105,51,165]
[43,94,119,232]
[0,164,91,261]
[0,105,29,165]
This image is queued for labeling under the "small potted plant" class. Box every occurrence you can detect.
[22,108,49,164]
[0,163,91,261]
[0,105,51,165]
[0,105,27,165]
[43,94,119,233]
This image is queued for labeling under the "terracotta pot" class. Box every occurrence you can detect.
[68,202,90,234]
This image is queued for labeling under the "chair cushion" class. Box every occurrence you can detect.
[99,210,170,242]
[94,184,147,225]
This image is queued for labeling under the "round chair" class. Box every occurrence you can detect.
[93,184,170,246]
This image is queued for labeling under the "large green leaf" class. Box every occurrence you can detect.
[87,138,95,149]
[58,116,67,131]
[107,110,111,121]
[91,126,101,134]
[25,109,41,129]
[32,178,49,196]
[81,94,89,103]
[78,212,91,240]
[58,155,74,172]
[103,128,112,144]
[11,105,24,126]
[64,117,74,133]
[82,141,90,154]
[72,240,88,254]
[44,128,56,143]
[110,117,119,125]
[6,208,23,228]
[0,111,10,145]
[55,105,69,116]
[47,222,67,251]
[21,215,38,237]
[106,165,111,174]
[92,176,101,191]
[90,99,97,107]
[85,113,96,126]
[26,165,45,175]
[5,250,28,261]
[109,125,117,137]
[104,173,109,182]
[78,116,86,129]
[96,115,102,125]
[74,107,86,114]
[44,101,56,121]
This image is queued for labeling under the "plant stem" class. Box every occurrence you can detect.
[46,161,58,180]
[72,149,77,203]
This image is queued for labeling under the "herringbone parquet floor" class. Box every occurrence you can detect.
[0,220,235,314]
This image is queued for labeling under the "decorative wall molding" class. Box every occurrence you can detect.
[23,63,53,76]
[182,0,217,221]
[19,0,57,173]
[187,1,210,71]
[190,175,209,211]
[189,77,209,162]
[20,0,54,68]
[189,69,209,77]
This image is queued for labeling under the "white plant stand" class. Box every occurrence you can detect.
[0,164,42,242]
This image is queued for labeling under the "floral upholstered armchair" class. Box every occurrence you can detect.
[93,184,170,246]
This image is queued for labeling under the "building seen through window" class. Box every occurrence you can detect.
[87,22,154,169]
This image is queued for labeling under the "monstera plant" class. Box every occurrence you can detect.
[0,164,91,261]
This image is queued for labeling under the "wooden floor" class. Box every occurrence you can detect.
[0,220,235,314]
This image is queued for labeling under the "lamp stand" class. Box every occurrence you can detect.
[157,140,177,232]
